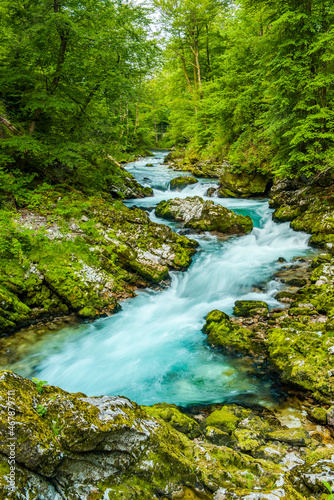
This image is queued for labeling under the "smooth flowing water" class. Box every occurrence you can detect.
[10,152,313,407]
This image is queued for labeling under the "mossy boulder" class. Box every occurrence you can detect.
[170,176,198,191]
[233,300,269,317]
[309,407,327,425]
[253,444,287,464]
[266,428,311,447]
[233,428,264,453]
[218,170,271,198]
[107,168,153,199]
[42,261,120,316]
[288,448,334,496]
[203,309,258,354]
[155,196,253,235]
[203,426,231,446]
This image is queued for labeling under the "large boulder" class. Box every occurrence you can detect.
[233,300,269,318]
[218,170,271,198]
[203,309,258,354]
[170,176,198,191]
[155,196,253,235]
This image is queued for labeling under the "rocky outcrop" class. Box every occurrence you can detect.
[170,176,198,191]
[0,194,198,334]
[155,197,253,235]
[164,151,226,178]
[0,370,332,500]
[269,171,334,249]
[217,170,272,198]
[107,168,153,199]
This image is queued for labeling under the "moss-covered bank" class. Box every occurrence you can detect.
[0,186,197,334]
[202,252,334,406]
[0,370,332,499]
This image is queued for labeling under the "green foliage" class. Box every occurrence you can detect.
[0,0,159,188]
[51,417,63,437]
[152,0,334,177]
[0,210,31,262]
[32,378,48,395]
[324,480,334,499]
[36,405,47,417]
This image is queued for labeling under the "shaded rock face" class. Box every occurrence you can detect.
[164,151,225,178]
[155,197,253,235]
[217,170,272,198]
[269,170,334,250]
[170,176,199,191]
[0,197,198,334]
[0,370,331,500]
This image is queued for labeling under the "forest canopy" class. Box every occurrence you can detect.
[1,0,334,185]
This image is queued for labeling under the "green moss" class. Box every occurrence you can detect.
[233,300,269,317]
[233,428,263,452]
[142,403,201,439]
[218,170,270,198]
[267,319,334,402]
[203,406,247,434]
[170,176,198,191]
[203,309,258,354]
[309,407,327,425]
[266,428,311,447]
[273,205,301,222]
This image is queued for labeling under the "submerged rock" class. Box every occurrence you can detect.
[155,196,253,235]
[170,176,198,191]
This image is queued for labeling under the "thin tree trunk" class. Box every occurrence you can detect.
[0,115,19,135]
[153,98,158,145]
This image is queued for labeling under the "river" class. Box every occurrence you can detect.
[8,151,313,408]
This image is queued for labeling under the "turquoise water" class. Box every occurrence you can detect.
[14,152,312,407]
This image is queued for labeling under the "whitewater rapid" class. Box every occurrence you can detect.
[13,152,312,407]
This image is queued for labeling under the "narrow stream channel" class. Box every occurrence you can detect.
[8,152,313,408]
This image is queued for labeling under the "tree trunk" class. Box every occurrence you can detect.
[0,115,19,135]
